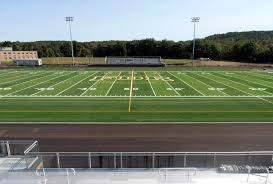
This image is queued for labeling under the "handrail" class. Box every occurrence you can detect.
[36,168,76,176]
[159,168,197,176]
[159,168,197,184]
[247,168,269,184]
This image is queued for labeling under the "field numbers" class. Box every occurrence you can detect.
[124,88,138,91]
[0,88,12,91]
[36,88,54,91]
[249,88,267,91]
[167,88,184,91]
[208,88,226,91]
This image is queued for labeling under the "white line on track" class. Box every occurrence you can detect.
[167,72,205,96]
[144,72,156,96]
[56,72,98,96]
[105,72,122,96]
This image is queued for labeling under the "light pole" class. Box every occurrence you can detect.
[191,17,200,67]
[65,16,75,66]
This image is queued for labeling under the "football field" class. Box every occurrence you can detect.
[0,69,273,122]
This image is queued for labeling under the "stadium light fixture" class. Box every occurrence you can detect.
[65,16,75,66]
[191,17,200,67]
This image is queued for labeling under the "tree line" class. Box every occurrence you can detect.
[1,31,273,63]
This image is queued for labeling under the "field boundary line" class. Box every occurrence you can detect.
[168,72,205,96]
[156,72,180,96]
[56,72,97,96]
[1,95,273,99]
[32,72,78,96]
[128,70,134,112]
[80,72,108,96]
[210,73,273,105]
[144,72,156,96]
[105,72,122,96]
[5,72,69,96]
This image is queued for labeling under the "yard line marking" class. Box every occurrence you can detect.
[186,73,229,96]
[0,72,50,89]
[217,72,273,96]
[105,72,122,96]
[210,73,273,105]
[144,72,156,96]
[0,70,20,78]
[32,72,77,96]
[128,70,134,112]
[56,72,97,96]
[80,72,108,96]
[156,72,180,96]
[197,72,248,96]
[6,72,69,96]
[168,72,205,96]
[0,71,35,84]
[233,72,273,89]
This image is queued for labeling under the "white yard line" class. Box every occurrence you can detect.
[0,72,50,89]
[80,73,108,96]
[144,72,156,96]
[128,70,134,112]
[210,73,273,105]
[156,72,180,96]
[56,72,98,96]
[185,72,229,96]
[105,72,122,96]
[197,73,248,96]
[215,72,273,96]
[233,72,273,89]
[0,72,38,84]
[167,71,205,96]
[6,72,69,96]
[32,72,77,96]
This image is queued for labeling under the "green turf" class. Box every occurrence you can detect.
[0,68,273,123]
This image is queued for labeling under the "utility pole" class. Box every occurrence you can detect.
[65,17,75,66]
[191,17,200,67]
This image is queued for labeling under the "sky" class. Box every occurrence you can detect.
[1,0,273,42]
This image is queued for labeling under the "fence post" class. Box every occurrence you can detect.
[56,153,60,168]
[114,153,116,169]
[88,152,92,168]
[120,153,123,169]
[152,153,155,168]
[6,141,11,157]
[184,153,187,167]
[213,153,216,168]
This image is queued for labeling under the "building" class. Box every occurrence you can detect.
[105,56,164,66]
[13,59,42,66]
[0,47,38,62]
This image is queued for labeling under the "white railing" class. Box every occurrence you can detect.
[159,168,197,184]
[247,168,270,184]
[36,168,76,184]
